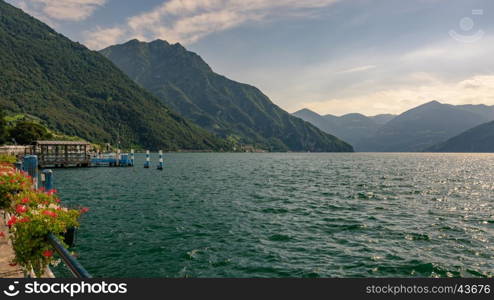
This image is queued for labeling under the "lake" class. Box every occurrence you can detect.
[52,153,494,278]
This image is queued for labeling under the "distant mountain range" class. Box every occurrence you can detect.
[293,109,395,149]
[0,0,227,151]
[427,120,494,152]
[100,40,353,152]
[294,101,494,152]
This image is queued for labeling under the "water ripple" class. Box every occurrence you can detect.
[52,153,494,278]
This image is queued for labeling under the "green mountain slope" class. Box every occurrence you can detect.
[100,39,353,152]
[0,0,227,150]
[428,121,494,152]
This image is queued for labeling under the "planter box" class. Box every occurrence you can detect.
[62,227,77,248]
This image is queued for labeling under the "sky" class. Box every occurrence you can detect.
[6,0,494,116]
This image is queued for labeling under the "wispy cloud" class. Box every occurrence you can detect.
[337,65,377,74]
[84,0,340,49]
[11,0,106,23]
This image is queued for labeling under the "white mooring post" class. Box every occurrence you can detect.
[157,150,164,170]
[144,150,150,168]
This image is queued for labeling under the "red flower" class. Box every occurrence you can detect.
[38,187,45,192]
[9,179,16,183]
[7,216,17,227]
[42,210,57,218]
[15,205,28,214]
[46,189,58,195]
[42,250,54,258]
[18,217,30,223]
[80,207,90,214]
[55,198,61,203]
[21,197,30,204]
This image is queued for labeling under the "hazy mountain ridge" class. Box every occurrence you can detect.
[293,109,395,150]
[294,101,494,152]
[100,39,353,152]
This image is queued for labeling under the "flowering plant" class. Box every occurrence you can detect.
[6,189,86,277]
[0,158,89,277]
[0,163,32,209]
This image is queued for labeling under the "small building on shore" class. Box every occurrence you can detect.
[30,141,91,168]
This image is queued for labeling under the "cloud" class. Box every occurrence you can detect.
[84,0,340,49]
[337,65,377,74]
[11,0,106,22]
[84,26,126,50]
[298,74,494,116]
[263,35,494,116]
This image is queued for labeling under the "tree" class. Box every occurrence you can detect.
[9,122,52,145]
[0,109,7,145]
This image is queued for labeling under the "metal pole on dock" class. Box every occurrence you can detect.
[144,150,150,168]
[116,149,121,167]
[157,150,163,170]
[41,169,53,190]
[22,155,38,189]
[130,149,135,167]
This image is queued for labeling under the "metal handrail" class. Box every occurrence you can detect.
[47,233,92,278]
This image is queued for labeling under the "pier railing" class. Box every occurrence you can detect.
[21,155,92,278]
[47,233,92,278]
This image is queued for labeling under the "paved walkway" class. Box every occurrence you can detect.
[0,211,24,278]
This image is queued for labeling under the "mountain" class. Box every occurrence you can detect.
[0,0,227,150]
[292,109,390,150]
[427,121,494,152]
[100,40,353,152]
[356,101,494,152]
[294,101,494,152]
[291,109,332,133]
[371,114,396,125]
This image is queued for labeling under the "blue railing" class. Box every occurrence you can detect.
[47,233,92,278]
[20,155,92,278]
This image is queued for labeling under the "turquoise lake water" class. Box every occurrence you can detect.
[52,153,494,278]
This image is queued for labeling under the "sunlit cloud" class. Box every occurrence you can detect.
[299,75,494,116]
[11,0,106,23]
[84,0,340,50]
[337,65,377,74]
[83,26,126,50]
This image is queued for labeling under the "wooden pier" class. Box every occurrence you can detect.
[29,141,91,168]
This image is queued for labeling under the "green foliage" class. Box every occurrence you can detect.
[9,121,52,145]
[0,154,16,164]
[101,40,353,152]
[0,108,7,144]
[0,1,229,151]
